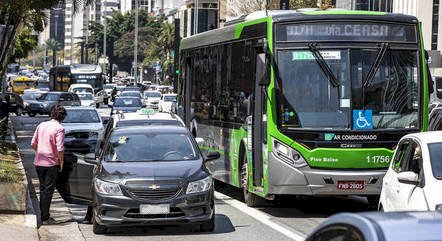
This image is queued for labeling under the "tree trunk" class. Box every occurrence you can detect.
[52,48,56,66]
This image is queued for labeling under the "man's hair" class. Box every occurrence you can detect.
[50,104,67,122]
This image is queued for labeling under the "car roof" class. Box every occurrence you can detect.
[121,91,140,93]
[116,111,180,121]
[312,211,442,241]
[64,106,98,110]
[402,131,442,144]
[69,84,93,88]
[163,94,177,96]
[115,96,140,99]
[113,125,189,135]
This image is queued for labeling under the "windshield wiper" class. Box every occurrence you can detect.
[308,43,339,88]
[363,42,389,87]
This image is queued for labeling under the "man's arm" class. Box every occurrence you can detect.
[56,128,65,172]
[58,151,64,172]
[31,126,38,151]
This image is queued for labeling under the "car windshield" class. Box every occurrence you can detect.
[121,92,140,97]
[164,95,176,102]
[145,92,161,98]
[277,49,419,130]
[40,93,59,101]
[64,109,100,123]
[116,120,182,128]
[72,87,92,93]
[22,93,41,100]
[105,132,197,162]
[428,142,442,179]
[114,98,142,107]
[77,93,93,100]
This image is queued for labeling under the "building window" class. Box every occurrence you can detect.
[432,0,439,50]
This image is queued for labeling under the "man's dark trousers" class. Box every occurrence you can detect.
[36,165,59,221]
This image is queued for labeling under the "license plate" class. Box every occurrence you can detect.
[337,181,365,190]
[139,204,170,214]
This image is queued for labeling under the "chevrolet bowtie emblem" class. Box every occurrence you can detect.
[149,184,160,190]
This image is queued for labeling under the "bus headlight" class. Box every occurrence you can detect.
[272,138,307,168]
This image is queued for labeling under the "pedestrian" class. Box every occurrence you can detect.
[31,104,67,224]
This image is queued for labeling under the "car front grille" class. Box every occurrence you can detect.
[128,188,182,201]
[124,207,185,219]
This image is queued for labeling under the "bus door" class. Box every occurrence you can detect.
[252,53,268,187]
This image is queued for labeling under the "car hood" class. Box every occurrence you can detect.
[80,100,95,106]
[63,122,104,135]
[147,98,161,102]
[98,159,203,182]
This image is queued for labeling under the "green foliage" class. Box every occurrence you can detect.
[0,160,22,183]
[13,28,38,60]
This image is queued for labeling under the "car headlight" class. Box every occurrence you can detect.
[94,178,123,195]
[436,204,442,211]
[186,176,212,194]
[272,138,307,168]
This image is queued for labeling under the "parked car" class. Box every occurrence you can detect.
[159,94,177,113]
[379,131,442,212]
[305,211,442,241]
[62,106,104,164]
[67,126,219,234]
[110,97,144,114]
[143,91,162,110]
[27,92,81,117]
[5,92,24,116]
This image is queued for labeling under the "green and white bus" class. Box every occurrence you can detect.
[177,9,432,206]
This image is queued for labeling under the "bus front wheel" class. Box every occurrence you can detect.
[241,151,262,207]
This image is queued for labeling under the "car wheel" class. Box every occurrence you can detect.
[92,212,106,234]
[15,107,23,116]
[241,151,263,207]
[29,112,36,117]
[200,214,215,232]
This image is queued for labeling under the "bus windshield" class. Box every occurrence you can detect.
[277,48,419,130]
[71,74,102,89]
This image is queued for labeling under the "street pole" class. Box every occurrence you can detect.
[103,0,107,81]
[134,0,139,83]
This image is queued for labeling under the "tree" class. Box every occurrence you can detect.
[0,0,95,90]
[45,38,61,66]
[13,27,38,60]
[228,0,278,17]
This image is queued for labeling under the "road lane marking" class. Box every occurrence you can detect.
[215,192,306,241]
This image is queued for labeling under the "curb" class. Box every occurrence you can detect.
[9,118,38,228]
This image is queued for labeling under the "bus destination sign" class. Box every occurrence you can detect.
[276,22,416,43]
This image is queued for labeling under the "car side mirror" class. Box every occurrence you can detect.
[397,171,419,185]
[195,137,204,146]
[205,151,220,162]
[74,152,98,165]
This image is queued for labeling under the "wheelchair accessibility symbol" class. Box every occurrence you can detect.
[353,110,373,130]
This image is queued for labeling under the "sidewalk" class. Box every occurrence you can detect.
[4,116,86,241]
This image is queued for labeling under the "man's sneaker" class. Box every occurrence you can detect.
[42,217,57,225]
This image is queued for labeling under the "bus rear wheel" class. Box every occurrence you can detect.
[241,152,262,207]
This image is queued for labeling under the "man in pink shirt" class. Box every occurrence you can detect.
[31,104,66,224]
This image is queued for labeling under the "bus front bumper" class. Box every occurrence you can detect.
[268,153,386,195]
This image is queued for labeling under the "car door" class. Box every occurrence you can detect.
[59,135,103,205]
[383,139,412,211]
[396,139,427,211]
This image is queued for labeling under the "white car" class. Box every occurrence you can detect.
[143,91,162,109]
[76,92,96,107]
[379,131,442,212]
[159,94,177,112]
[68,83,94,95]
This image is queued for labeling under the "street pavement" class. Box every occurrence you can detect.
[12,110,376,241]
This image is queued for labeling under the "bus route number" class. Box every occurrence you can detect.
[366,155,390,164]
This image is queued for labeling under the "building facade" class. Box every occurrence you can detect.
[178,0,219,38]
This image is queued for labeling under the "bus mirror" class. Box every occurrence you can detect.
[257,53,270,86]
